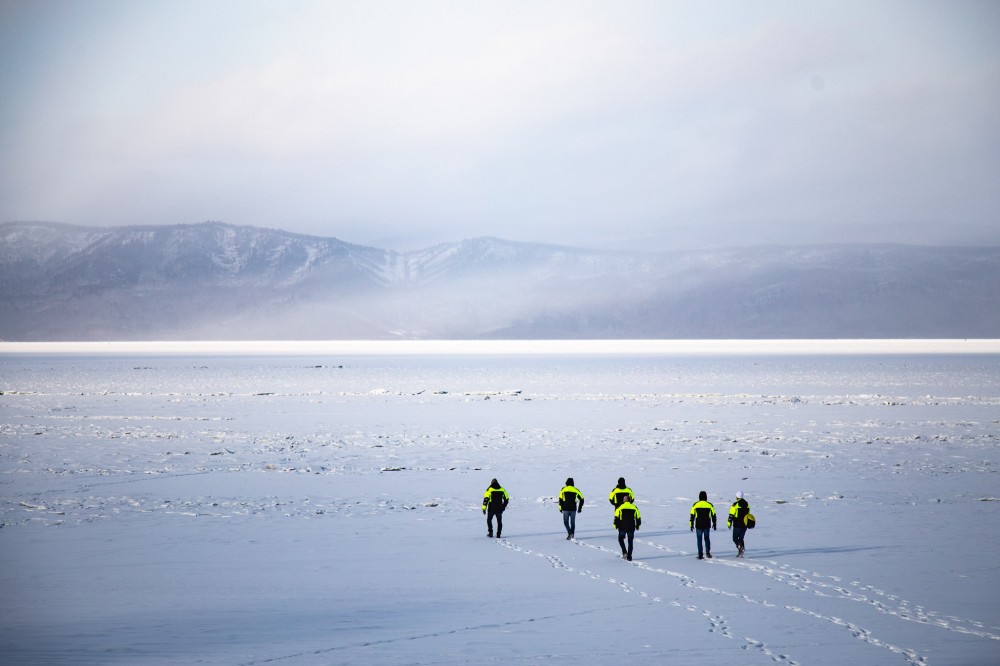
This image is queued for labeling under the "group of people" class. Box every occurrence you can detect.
[690,489,751,559]
[482,478,752,560]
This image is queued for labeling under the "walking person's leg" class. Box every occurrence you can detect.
[733,525,747,555]
[618,529,628,557]
[626,530,634,560]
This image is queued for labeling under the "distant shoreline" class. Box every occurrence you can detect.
[2,339,999,356]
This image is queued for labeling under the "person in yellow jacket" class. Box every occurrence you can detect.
[690,491,717,559]
[614,499,641,561]
[608,477,635,508]
[558,478,585,540]
[482,478,509,538]
[727,491,750,557]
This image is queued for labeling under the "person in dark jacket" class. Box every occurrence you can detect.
[558,478,585,540]
[690,490,717,559]
[608,477,635,509]
[727,491,750,557]
[614,499,641,561]
[482,479,509,538]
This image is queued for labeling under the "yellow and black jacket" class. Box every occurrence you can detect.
[559,485,585,512]
[614,501,641,531]
[728,498,750,527]
[483,485,509,513]
[608,485,635,508]
[690,500,717,530]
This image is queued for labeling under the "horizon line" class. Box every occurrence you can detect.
[2,339,999,356]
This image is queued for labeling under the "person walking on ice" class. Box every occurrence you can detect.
[608,477,634,509]
[482,478,509,538]
[690,491,717,559]
[614,497,641,561]
[728,491,751,557]
[558,478,584,540]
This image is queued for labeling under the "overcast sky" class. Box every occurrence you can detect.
[2,1,998,251]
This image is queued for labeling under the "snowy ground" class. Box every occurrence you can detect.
[1,343,999,665]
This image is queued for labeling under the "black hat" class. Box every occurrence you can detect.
[566,477,574,486]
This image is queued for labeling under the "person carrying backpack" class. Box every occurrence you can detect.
[558,478,585,540]
[482,479,510,538]
[727,491,751,557]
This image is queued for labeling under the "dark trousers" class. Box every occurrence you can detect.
[696,528,712,555]
[732,525,747,548]
[487,508,503,536]
[618,528,635,556]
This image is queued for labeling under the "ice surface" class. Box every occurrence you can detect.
[1,343,998,664]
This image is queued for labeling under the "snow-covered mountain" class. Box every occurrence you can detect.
[2,221,998,340]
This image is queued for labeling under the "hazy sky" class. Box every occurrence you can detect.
[2,1,998,251]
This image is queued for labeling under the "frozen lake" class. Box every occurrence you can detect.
[2,342,999,664]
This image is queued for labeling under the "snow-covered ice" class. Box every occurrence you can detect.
[1,342,998,664]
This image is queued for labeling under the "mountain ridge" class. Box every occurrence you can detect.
[2,221,998,340]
